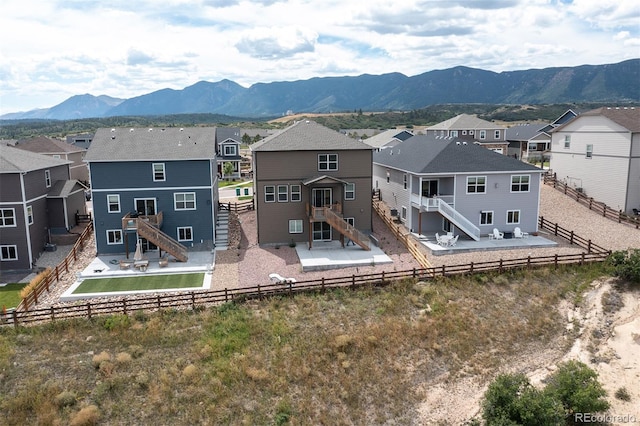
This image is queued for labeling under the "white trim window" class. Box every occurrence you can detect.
[479,130,486,140]
[345,217,355,227]
[450,130,458,137]
[480,211,493,225]
[401,206,407,221]
[0,208,16,227]
[264,186,275,203]
[467,176,486,194]
[27,206,33,225]
[174,192,196,210]
[278,185,288,202]
[177,226,193,241]
[563,135,571,149]
[45,169,51,187]
[223,144,237,156]
[107,195,121,213]
[0,245,18,261]
[511,175,530,192]
[494,130,500,139]
[586,144,593,159]
[153,163,166,181]
[345,183,355,200]
[318,153,338,171]
[289,219,303,234]
[106,229,123,245]
[290,185,301,202]
[403,174,408,190]
[506,210,520,224]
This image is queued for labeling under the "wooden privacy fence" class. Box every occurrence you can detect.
[219,199,254,213]
[2,213,612,327]
[16,222,94,312]
[543,173,640,229]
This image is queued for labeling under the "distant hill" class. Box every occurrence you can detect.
[3,59,638,120]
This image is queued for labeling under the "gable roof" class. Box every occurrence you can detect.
[373,135,542,175]
[505,123,548,142]
[85,127,217,162]
[251,120,372,152]
[0,145,71,173]
[426,114,505,131]
[216,127,242,144]
[47,180,86,198]
[581,107,639,132]
[15,136,84,154]
[362,129,414,149]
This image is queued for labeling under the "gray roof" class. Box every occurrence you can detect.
[362,129,414,149]
[0,145,71,173]
[47,180,85,198]
[85,127,216,162]
[251,120,372,152]
[373,135,542,175]
[15,136,84,154]
[505,123,547,142]
[427,114,505,131]
[552,107,640,133]
[216,127,242,143]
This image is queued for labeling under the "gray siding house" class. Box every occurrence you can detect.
[252,120,373,247]
[0,145,85,272]
[426,114,509,154]
[550,107,640,214]
[15,136,89,183]
[373,135,543,240]
[85,127,219,259]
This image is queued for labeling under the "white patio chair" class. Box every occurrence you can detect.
[435,233,442,244]
[447,235,459,246]
[491,228,504,240]
[513,227,529,239]
[269,273,297,284]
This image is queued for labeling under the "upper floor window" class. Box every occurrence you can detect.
[45,169,51,187]
[153,163,166,181]
[479,130,486,140]
[107,194,121,213]
[223,145,237,156]
[27,206,33,225]
[318,153,338,171]
[403,174,408,190]
[264,185,275,203]
[345,183,355,200]
[174,192,196,210]
[386,171,390,184]
[494,130,500,139]
[277,185,288,202]
[564,135,571,149]
[467,176,486,194]
[290,185,301,202]
[0,209,16,227]
[511,175,530,192]
[177,226,193,241]
[0,245,18,261]
[450,130,458,137]
[586,144,593,159]
[52,154,61,159]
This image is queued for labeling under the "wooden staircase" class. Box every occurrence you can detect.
[134,218,189,262]
[322,207,371,251]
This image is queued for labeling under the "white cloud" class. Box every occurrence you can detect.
[0,0,638,114]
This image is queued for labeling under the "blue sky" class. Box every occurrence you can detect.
[1,0,638,115]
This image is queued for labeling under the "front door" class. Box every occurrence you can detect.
[313,222,332,241]
[135,198,157,216]
[312,188,332,207]
[422,180,439,198]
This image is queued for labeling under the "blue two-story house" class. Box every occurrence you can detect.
[85,127,219,260]
[373,135,543,240]
[216,127,242,180]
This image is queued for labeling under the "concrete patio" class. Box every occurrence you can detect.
[412,232,558,256]
[295,241,393,271]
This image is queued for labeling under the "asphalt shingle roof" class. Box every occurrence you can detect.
[505,123,547,141]
[373,135,542,174]
[15,136,84,154]
[251,120,372,152]
[85,127,216,162]
[0,145,71,173]
[47,180,85,198]
[579,107,639,132]
[426,114,505,131]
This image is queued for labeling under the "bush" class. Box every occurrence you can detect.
[544,361,609,423]
[608,249,640,285]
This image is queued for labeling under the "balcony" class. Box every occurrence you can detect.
[411,193,454,212]
[306,202,342,221]
[122,211,164,231]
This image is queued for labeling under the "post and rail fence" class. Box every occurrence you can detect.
[543,173,640,229]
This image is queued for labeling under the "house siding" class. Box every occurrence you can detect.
[255,150,372,245]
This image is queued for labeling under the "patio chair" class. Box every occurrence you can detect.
[490,228,504,240]
[447,235,459,247]
[269,273,297,284]
[435,233,442,245]
[513,227,529,239]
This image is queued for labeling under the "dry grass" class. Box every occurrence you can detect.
[0,263,606,425]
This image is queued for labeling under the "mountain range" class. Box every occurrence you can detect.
[3,59,638,120]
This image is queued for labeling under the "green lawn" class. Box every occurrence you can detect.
[0,283,27,308]
[218,180,252,188]
[73,273,205,294]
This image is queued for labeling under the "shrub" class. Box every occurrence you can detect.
[91,351,111,369]
[608,249,640,285]
[19,268,52,300]
[54,391,77,408]
[102,314,131,331]
[614,387,631,402]
[543,360,610,421]
[69,405,100,426]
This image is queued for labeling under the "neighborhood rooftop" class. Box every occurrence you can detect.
[251,120,372,151]
[373,135,542,174]
[84,127,217,161]
[426,114,505,131]
[15,136,85,153]
[553,106,640,133]
[0,144,71,173]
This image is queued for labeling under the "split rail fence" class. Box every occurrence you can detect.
[2,212,610,327]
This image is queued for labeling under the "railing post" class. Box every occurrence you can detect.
[87,302,92,319]
[157,295,161,309]
[321,277,325,293]
[470,262,474,274]
[191,292,196,309]
[554,223,558,236]
[412,268,416,278]
[441,265,445,277]
[570,231,574,245]
[587,240,592,253]
[554,254,558,268]
[258,284,262,300]
[224,288,228,302]
[122,300,127,315]
[618,210,622,223]
[50,306,55,322]
[352,274,356,288]
[499,259,503,273]
[12,309,18,328]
